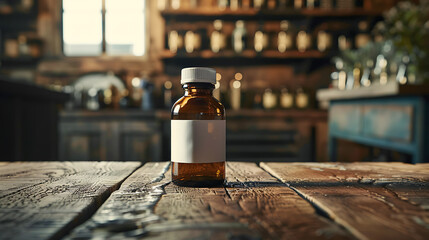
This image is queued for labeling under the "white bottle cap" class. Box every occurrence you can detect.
[181,67,216,85]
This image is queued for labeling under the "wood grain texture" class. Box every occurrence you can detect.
[261,162,429,240]
[223,162,353,240]
[0,161,141,240]
[67,162,353,240]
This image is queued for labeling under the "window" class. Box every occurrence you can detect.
[62,0,146,56]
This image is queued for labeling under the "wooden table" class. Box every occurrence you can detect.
[1,162,429,240]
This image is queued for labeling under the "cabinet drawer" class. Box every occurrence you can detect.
[329,105,362,135]
[363,105,413,142]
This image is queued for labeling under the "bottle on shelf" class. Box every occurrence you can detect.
[232,20,247,53]
[131,77,142,107]
[184,30,201,53]
[171,0,181,9]
[277,20,294,53]
[306,0,320,9]
[4,38,19,58]
[168,30,183,53]
[86,88,99,111]
[345,69,355,89]
[317,30,332,52]
[372,21,386,43]
[396,55,410,85]
[330,71,339,89]
[163,80,173,108]
[20,0,34,12]
[171,67,225,187]
[254,23,269,53]
[338,70,347,90]
[373,54,388,85]
[230,0,240,10]
[262,88,277,109]
[296,29,311,52]
[140,73,154,111]
[119,89,130,109]
[355,21,371,49]
[213,72,222,100]
[218,0,228,10]
[338,35,352,51]
[253,91,263,109]
[334,58,347,90]
[280,88,294,109]
[267,0,277,9]
[295,87,309,109]
[158,0,169,10]
[254,0,265,9]
[360,59,373,87]
[210,20,226,53]
[103,88,113,108]
[352,63,362,89]
[17,35,29,56]
[242,0,252,9]
[294,0,304,9]
[230,72,242,110]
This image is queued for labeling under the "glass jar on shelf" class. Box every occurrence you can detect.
[254,23,269,53]
[280,88,294,109]
[295,88,309,109]
[317,30,332,52]
[296,29,311,52]
[277,20,294,53]
[232,20,247,53]
[211,20,226,53]
[262,88,277,109]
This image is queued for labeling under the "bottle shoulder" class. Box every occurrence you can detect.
[171,96,225,120]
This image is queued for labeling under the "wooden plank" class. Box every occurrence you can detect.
[261,162,429,240]
[67,162,353,240]
[223,162,353,240]
[0,161,141,240]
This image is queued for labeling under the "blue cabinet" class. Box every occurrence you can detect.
[318,83,429,163]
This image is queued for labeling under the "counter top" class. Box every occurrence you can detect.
[317,82,429,102]
[1,161,428,240]
[60,109,327,121]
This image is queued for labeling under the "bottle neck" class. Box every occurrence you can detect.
[183,82,214,96]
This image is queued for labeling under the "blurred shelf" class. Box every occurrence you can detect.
[161,49,331,72]
[161,49,329,59]
[1,57,41,67]
[61,109,327,121]
[161,8,383,20]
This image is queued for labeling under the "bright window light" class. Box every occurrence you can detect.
[105,0,145,56]
[62,0,146,56]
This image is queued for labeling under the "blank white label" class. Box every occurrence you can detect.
[171,120,225,163]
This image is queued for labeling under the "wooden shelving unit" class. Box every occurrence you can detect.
[161,8,383,19]
[160,5,386,73]
[161,49,329,59]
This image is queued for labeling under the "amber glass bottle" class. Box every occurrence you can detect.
[171,67,225,187]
